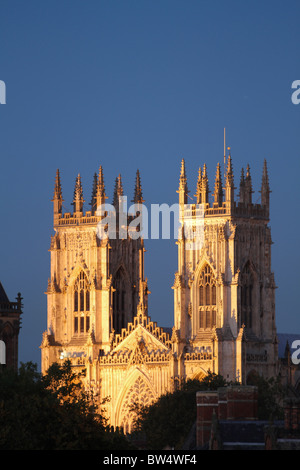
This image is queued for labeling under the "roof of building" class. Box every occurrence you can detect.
[218,420,268,449]
[0,282,9,303]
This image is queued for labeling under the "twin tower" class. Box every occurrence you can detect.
[41,154,277,431]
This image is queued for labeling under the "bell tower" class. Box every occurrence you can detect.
[173,155,278,384]
[41,167,148,373]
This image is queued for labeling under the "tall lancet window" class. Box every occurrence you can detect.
[73,271,90,334]
[198,264,217,329]
[241,262,254,328]
[113,268,127,334]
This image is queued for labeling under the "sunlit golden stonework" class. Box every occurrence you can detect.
[41,157,278,431]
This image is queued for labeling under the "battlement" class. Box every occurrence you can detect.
[52,166,144,228]
[184,200,268,220]
[52,156,270,232]
[57,212,101,226]
[178,156,270,221]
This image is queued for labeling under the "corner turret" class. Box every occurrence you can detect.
[260,159,271,216]
[177,158,189,205]
[72,174,84,215]
[132,169,144,204]
[213,162,223,207]
[52,169,63,224]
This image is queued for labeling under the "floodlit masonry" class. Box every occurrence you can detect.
[41,154,278,431]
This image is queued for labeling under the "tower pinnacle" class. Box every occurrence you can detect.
[97,165,107,208]
[195,167,202,204]
[225,153,235,208]
[52,169,63,223]
[201,163,209,204]
[260,159,271,212]
[72,174,84,213]
[53,169,63,201]
[91,166,107,214]
[90,172,98,213]
[239,167,246,204]
[213,162,223,206]
[244,164,253,204]
[177,158,189,204]
[132,169,144,204]
[113,174,124,207]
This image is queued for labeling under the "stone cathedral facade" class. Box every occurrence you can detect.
[41,155,278,431]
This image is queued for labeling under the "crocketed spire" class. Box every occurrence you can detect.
[91,165,107,213]
[213,162,223,206]
[244,164,253,204]
[72,173,84,213]
[113,174,123,207]
[200,163,209,204]
[53,169,63,201]
[225,154,235,207]
[132,169,144,204]
[178,158,189,204]
[195,167,202,204]
[260,159,271,210]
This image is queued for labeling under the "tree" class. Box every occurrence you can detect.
[0,361,133,450]
[246,373,285,420]
[133,371,228,450]
[42,360,101,419]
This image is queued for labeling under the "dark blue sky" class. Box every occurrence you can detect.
[0,0,299,369]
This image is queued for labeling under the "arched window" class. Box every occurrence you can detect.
[240,262,254,328]
[73,271,90,334]
[119,376,156,434]
[198,264,217,329]
[113,269,127,334]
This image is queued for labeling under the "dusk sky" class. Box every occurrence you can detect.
[0,0,299,369]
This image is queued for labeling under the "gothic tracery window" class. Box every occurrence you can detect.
[198,264,216,329]
[73,271,90,334]
[120,376,155,434]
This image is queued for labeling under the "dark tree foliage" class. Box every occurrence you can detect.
[0,360,133,450]
[132,370,286,450]
[133,371,228,450]
[246,373,285,420]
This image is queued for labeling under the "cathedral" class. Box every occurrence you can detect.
[41,154,278,431]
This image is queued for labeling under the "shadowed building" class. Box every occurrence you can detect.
[0,282,23,370]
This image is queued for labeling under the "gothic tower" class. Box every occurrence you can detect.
[41,153,279,430]
[41,167,149,373]
[173,155,277,384]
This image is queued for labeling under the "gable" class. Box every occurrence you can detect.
[111,311,172,353]
[111,323,170,357]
